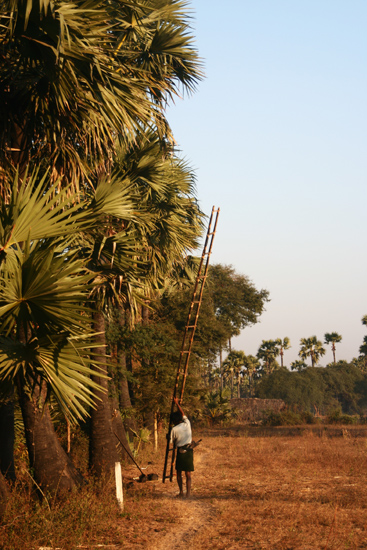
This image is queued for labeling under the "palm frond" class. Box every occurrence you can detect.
[0,333,107,422]
[0,242,93,336]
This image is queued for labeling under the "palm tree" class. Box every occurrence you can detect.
[242,355,260,396]
[324,332,342,364]
[222,350,246,398]
[359,317,367,369]
[0,170,117,492]
[0,0,203,186]
[257,340,281,375]
[290,360,308,372]
[299,336,325,367]
[360,336,367,357]
[276,337,291,368]
[0,0,204,483]
[83,139,204,474]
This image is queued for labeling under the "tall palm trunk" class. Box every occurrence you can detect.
[0,471,8,521]
[89,309,119,476]
[116,308,138,435]
[16,325,82,494]
[0,396,15,481]
[17,379,82,494]
[109,376,132,463]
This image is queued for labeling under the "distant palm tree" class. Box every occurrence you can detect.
[222,350,246,398]
[360,336,367,357]
[324,332,342,364]
[290,360,308,372]
[276,337,291,367]
[360,316,367,369]
[299,336,325,367]
[242,355,260,396]
[257,340,280,374]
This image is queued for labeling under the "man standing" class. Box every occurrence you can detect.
[170,397,194,498]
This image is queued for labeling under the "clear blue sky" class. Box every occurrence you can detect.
[168,0,367,366]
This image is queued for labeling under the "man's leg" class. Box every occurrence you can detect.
[185,471,192,497]
[177,470,184,497]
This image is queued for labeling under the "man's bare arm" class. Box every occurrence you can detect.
[173,396,185,417]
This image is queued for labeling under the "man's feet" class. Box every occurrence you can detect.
[175,492,184,498]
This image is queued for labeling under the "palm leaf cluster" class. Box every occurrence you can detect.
[0,170,126,421]
[0,0,206,491]
[0,0,203,187]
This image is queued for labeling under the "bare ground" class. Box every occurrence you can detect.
[4,425,367,549]
[114,426,367,550]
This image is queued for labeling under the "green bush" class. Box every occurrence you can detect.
[262,409,303,426]
[326,409,359,425]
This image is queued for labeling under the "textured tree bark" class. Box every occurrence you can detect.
[0,396,16,481]
[89,309,119,477]
[117,308,138,435]
[0,471,8,522]
[109,381,132,463]
[17,380,83,494]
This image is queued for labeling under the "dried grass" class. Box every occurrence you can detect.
[2,427,367,549]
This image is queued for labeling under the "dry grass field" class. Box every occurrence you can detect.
[2,426,367,549]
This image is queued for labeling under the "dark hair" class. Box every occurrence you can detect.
[171,411,183,426]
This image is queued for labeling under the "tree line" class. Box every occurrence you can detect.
[215,317,367,415]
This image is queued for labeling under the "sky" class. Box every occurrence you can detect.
[167,0,367,367]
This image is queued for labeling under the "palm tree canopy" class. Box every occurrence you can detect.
[324,332,342,345]
[277,337,291,350]
[257,339,280,362]
[0,169,146,421]
[0,0,203,185]
[299,336,326,366]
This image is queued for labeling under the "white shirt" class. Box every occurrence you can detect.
[170,416,192,447]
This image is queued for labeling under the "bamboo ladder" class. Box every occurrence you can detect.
[162,206,220,483]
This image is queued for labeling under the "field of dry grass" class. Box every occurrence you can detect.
[2,426,367,549]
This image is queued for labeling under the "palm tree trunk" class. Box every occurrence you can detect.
[0,395,16,481]
[16,324,82,494]
[17,379,83,494]
[0,471,8,521]
[89,309,119,477]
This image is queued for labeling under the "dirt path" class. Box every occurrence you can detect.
[149,448,215,550]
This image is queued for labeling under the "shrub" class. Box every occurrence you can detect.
[262,409,303,426]
[326,409,359,425]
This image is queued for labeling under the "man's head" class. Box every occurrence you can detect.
[171,411,183,426]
